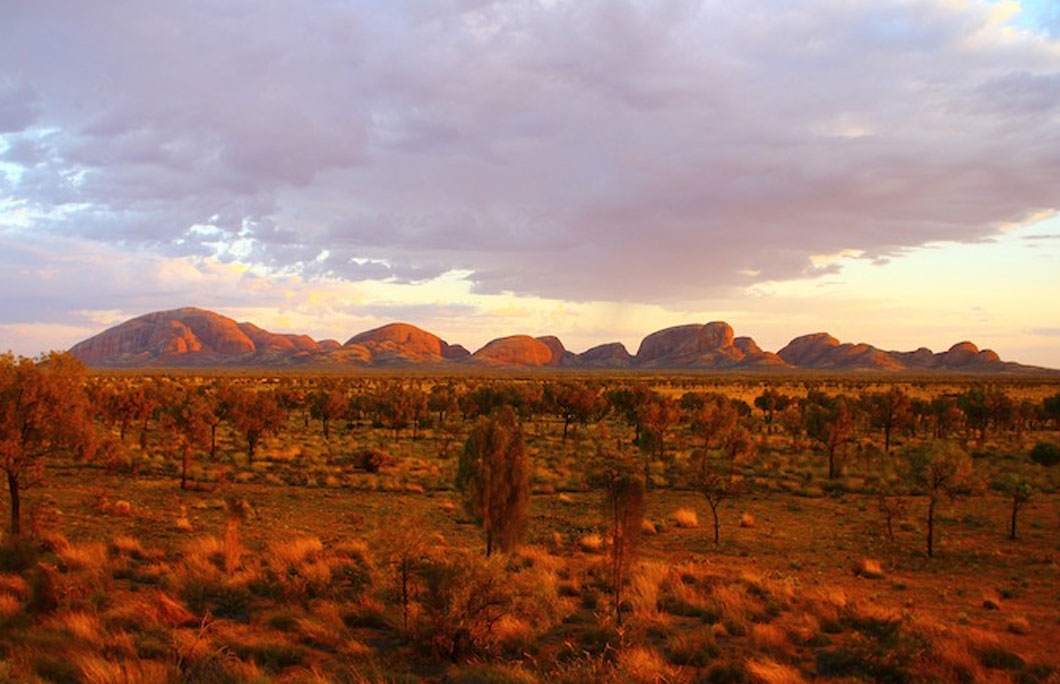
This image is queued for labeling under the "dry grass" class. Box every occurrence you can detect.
[671,507,699,528]
[110,535,145,558]
[618,646,673,684]
[751,623,789,652]
[627,563,669,621]
[58,542,108,572]
[577,533,603,552]
[0,573,29,599]
[50,611,105,645]
[74,654,175,684]
[746,658,806,684]
[1007,616,1030,635]
[0,593,20,618]
[270,536,324,566]
[854,557,885,579]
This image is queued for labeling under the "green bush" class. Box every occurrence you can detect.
[1030,442,1060,467]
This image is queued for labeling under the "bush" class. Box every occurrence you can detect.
[353,448,392,473]
[1029,442,1060,468]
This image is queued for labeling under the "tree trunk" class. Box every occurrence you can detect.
[828,446,837,479]
[927,496,936,558]
[711,504,720,544]
[884,424,891,454]
[181,443,190,490]
[1010,501,1019,540]
[401,558,410,631]
[210,424,217,460]
[7,471,20,536]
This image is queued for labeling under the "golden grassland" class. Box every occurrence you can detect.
[1,373,1059,683]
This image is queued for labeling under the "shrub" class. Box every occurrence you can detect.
[1029,442,1060,467]
[854,558,885,580]
[672,508,699,528]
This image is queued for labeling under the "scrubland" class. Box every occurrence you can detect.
[1,369,1059,683]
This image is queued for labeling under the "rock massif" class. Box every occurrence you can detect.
[69,308,334,366]
[634,322,785,369]
[778,334,1012,371]
[473,335,570,366]
[68,307,1047,372]
[330,323,470,365]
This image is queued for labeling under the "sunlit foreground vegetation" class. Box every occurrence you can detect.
[2,352,1060,683]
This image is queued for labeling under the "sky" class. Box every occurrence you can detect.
[1,0,1059,366]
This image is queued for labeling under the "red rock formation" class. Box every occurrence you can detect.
[473,335,556,366]
[780,334,1009,371]
[634,322,782,368]
[340,322,469,364]
[238,322,320,353]
[70,307,256,364]
[577,342,634,368]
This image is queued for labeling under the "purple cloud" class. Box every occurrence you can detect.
[1,0,1059,304]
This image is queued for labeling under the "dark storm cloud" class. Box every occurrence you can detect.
[2,0,1059,302]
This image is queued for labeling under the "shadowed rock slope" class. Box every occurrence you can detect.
[68,307,1048,372]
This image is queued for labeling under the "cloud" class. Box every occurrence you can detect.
[1,0,1059,306]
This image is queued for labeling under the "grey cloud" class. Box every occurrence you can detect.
[2,0,1060,302]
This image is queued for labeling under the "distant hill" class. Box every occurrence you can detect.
[69,307,334,366]
[67,307,1053,373]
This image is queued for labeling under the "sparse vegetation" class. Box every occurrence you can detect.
[0,365,1057,682]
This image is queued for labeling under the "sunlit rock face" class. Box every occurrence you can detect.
[340,323,470,365]
[634,322,784,369]
[68,308,1037,372]
[472,335,557,366]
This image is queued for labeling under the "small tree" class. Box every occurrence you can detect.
[0,352,96,535]
[160,385,213,490]
[690,394,738,449]
[865,388,912,454]
[456,408,530,556]
[804,398,853,479]
[377,514,434,632]
[589,444,645,625]
[723,427,756,481]
[309,387,346,440]
[903,441,976,557]
[228,388,286,464]
[754,388,791,434]
[637,396,681,489]
[695,453,742,545]
[1029,441,1060,468]
[876,492,908,543]
[993,475,1033,541]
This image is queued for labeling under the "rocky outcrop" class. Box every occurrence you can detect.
[777,333,904,370]
[69,307,338,366]
[70,307,257,365]
[67,307,1046,372]
[634,322,784,368]
[472,335,557,366]
[577,342,634,368]
[779,334,1010,371]
[339,322,470,364]
[237,322,321,353]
